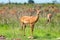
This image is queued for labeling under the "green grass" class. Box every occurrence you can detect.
[0,4,60,40]
[0,15,60,40]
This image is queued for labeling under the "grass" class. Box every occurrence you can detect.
[0,14,60,40]
[0,4,60,40]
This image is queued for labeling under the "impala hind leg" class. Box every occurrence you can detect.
[21,23,24,30]
[23,23,26,36]
[47,18,51,23]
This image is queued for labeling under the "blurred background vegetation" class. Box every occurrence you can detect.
[0,0,60,40]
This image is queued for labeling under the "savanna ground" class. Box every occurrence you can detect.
[0,3,60,40]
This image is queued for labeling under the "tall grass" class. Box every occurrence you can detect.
[0,13,60,40]
[0,4,60,40]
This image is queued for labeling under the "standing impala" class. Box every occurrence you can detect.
[47,13,52,23]
[20,9,41,38]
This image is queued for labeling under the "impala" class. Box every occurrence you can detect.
[20,9,41,38]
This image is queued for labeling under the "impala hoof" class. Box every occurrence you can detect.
[28,36,34,39]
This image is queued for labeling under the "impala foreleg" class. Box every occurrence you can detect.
[30,24,34,37]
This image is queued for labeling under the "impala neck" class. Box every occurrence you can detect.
[35,13,40,22]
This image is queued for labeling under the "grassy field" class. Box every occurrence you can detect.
[0,4,60,40]
[0,14,60,40]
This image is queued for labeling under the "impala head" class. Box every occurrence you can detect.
[36,9,41,15]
